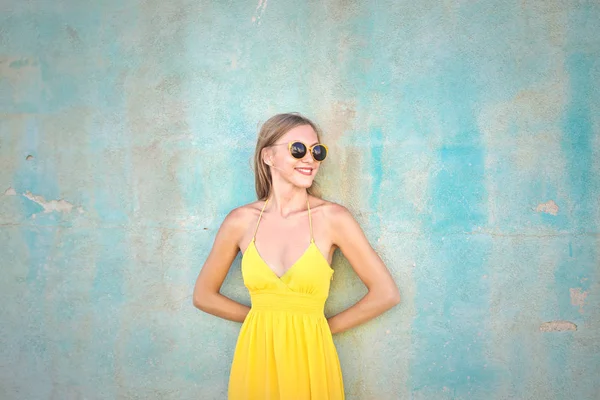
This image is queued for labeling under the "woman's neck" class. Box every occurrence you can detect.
[266,189,309,219]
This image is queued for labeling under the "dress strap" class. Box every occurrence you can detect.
[253,198,269,241]
[307,197,314,243]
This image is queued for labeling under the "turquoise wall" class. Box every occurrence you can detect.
[1,1,599,399]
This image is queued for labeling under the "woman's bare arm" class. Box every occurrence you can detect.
[192,208,251,322]
[326,204,401,334]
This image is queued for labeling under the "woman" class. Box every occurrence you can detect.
[193,113,400,399]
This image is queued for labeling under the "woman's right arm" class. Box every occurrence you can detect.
[192,208,251,322]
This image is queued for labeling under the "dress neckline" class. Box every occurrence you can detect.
[248,239,318,280]
[245,196,331,279]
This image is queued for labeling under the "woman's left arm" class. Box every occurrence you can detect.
[326,204,401,334]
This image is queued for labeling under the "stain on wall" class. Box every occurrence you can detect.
[1,0,599,399]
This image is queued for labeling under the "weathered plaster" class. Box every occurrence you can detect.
[1,1,599,399]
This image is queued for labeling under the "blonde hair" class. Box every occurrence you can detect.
[254,113,323,200]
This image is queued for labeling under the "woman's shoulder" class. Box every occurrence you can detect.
[224,200,266,225]
[313,197,354,222]
[223,197,355,225]
[211,202,265,248]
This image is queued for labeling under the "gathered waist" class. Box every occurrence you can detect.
[250,292,326,314]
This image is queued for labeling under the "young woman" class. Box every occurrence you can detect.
[193,113,400,399]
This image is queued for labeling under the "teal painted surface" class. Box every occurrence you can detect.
[1,1,599,399]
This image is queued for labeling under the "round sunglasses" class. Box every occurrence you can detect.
[269,141,328,162]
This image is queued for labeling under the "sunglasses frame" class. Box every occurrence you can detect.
[270,141,329,162]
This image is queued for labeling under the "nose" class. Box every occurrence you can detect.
[302,148,315,163]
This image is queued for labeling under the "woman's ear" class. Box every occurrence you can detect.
[261,148,271,166]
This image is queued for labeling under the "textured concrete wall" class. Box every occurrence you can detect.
[1,1,599,399]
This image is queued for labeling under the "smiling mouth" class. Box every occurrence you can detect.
[295,167,313,176]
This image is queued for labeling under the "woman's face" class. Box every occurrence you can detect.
[267,124,322,189]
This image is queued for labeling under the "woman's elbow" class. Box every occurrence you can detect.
[192,293,203,310]
[192,289,212,312]
[390,290,401,306]
[385,287,401,308]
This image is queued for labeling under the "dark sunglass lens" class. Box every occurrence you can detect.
[312,145,327,161]
[290,142,307,159]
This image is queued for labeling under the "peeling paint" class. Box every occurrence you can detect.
[252,0,268,25]
[535,200,559,215]
[0,1,599,399]
[22,191,76,213]
[539,321,577,332]
[569,287,588,313]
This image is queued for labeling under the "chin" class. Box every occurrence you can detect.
[293,181,311,188]
[293,178,314,189]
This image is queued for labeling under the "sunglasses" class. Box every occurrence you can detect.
[270,141,328,162]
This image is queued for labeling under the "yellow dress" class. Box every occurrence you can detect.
[228,198,345,399]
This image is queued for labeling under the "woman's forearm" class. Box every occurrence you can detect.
[327,290,400,334]
[193,292,251,323]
